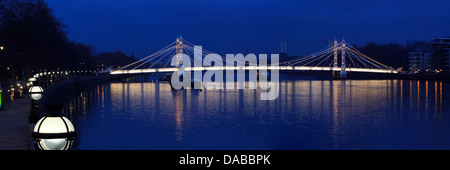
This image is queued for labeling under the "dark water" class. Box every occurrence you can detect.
[63,76,450,150]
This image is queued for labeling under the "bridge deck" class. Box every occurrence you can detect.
[110,66,397,75]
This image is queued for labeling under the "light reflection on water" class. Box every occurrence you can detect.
[62,77,449,150]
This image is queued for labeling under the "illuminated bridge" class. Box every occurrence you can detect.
[110,36,398,78]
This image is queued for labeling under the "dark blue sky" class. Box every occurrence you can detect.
[46,0,450,59]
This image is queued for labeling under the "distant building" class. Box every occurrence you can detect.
[407,41,432,73]
[407,37,450,74]
[432,37,450,73]
[279,40,288,59]
[278,40,302,65]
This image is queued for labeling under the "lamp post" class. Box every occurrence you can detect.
[0,46,4,109]
[0,86,2,110]
[28,85,44,123]
[28,77,36,86]
[31,104,76,150]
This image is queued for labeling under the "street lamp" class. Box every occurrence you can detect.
[32,104,76,150]
[28,85,44,123]
[0,88,2,110]
[29,85,44,101]
[28,77,36,86]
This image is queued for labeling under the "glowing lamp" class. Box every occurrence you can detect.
[29,85,44,101]
[28,77,36,86]
[32,112,76,150]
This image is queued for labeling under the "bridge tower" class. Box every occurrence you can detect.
[171,35,184,67]
[333,39,338,68]
[340,39,347,78]
[332,39,340,78]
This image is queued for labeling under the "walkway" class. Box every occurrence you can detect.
[0,96,31,150]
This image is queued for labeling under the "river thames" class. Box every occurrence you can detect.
[60,74,449,150]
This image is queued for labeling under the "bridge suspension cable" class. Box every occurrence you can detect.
[280,40,392,71]
[111,37,397,75]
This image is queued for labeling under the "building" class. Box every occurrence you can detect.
[279,40,288,59]
[407,37,450,74]
[407,41,432,73]
[432,37,450,73]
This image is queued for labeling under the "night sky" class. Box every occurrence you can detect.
[46,0,450,59]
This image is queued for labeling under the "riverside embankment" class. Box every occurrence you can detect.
[0,74,110,150]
